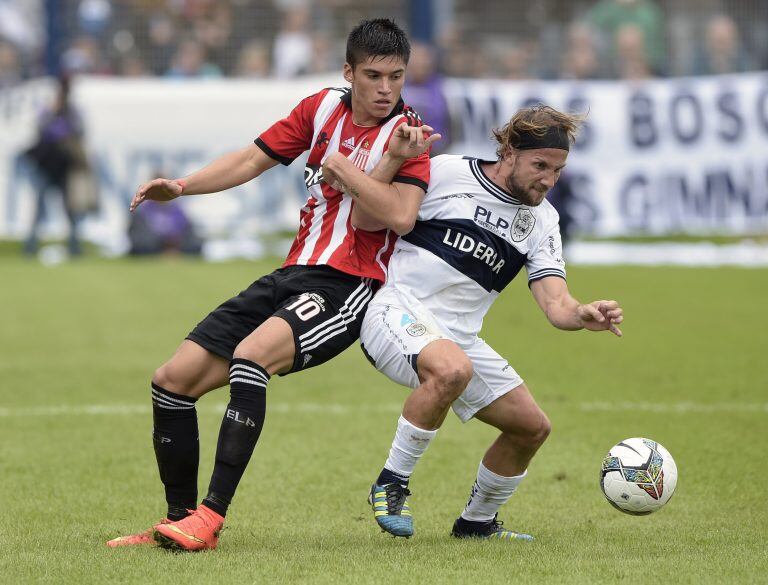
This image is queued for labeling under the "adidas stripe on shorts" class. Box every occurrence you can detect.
[187,265,377,374]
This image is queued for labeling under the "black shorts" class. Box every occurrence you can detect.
[187,265,378,374]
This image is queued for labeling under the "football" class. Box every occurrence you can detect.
[600,437,678,515]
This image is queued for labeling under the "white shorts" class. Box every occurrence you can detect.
[360,301,524,422]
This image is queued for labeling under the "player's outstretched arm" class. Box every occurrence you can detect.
[322,122,440,234]
[530,276,624,337]
[130,143,279,212]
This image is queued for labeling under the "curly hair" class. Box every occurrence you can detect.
[492,104,585,158]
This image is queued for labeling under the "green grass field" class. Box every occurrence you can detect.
[1,256,766,584]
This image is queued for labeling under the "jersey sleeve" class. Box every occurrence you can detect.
[255,89,326,165]
[385,116,430,191]
[526,220,567,285]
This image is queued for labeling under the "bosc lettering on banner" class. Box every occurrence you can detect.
[1,73,767,242]
[444,73,768,235]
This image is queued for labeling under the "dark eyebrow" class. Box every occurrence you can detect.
[362,67,405,75]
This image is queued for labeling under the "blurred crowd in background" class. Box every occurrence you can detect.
[1,0,766,89]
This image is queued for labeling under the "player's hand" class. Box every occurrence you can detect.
[321,152,350,193]
[387,122,441,160]
[577,300,624,337]
[130,178,184,212]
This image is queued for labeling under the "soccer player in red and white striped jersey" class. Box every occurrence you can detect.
[109,19,439,551]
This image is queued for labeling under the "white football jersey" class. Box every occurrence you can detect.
[373,154,566,344]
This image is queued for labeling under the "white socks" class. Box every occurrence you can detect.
[383,415,438,478]
[460,461,527,522]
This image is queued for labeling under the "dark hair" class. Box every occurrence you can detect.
[345,19,410,69]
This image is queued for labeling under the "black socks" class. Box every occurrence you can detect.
[202,358,269,518]
[151,383,199,521]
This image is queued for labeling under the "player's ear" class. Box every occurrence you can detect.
[343,63,354,83]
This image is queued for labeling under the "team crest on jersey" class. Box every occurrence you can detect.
[406,323,426,337]
[510,209,536,242]
[353,145,371,169]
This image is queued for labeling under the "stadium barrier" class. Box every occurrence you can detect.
[1,73,767,253]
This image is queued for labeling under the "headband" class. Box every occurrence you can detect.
[515,126,570,151]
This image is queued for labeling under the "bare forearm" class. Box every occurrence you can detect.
[181,145,274,195]
[327,154,418,235]
[531,278,583,330]
[545,295,584,330]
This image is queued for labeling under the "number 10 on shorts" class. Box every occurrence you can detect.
[285,294,324,321]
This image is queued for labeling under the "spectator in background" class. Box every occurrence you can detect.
[146,11,177,75]
[586,0,666,76]
[0,38,21,87]
[77,0,112,39]
[307,32,339,75]
[614,24,653,80]
[272,4,312,77]
[117,51,150,77]
[489,39,534,80]
[694,14,755,76]
[402,41,452,153]
[192,2,233,73]
[165,38,222,78]
[23,77,96,257]
[235,40,270,78]
[0,0,42,62]
[128,198,202,256]
[61,34,110,75]
[560,22,602,79]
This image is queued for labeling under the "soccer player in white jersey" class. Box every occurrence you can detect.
[321,105,624,540]
[107,19,441,552]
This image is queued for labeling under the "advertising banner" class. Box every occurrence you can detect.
[1,72,767,246]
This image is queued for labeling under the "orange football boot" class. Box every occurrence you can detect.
[106,519,170,548]
[153,505,224,552]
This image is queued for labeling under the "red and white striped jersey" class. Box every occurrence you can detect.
[255,88,430,282]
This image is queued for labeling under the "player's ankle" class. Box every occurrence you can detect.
[201,495,228,518]
[376,467,410,488]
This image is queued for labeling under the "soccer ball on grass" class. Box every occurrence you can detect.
[600,437,677,515]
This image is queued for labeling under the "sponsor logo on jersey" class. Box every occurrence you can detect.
[341,136,356,150]
[400,313,416,326]
[438,193,475,200]
[443,227,506,273]
[473,206,513,240]
[511,209,536,242]
[302,354,313,367]
[304,164,323,188]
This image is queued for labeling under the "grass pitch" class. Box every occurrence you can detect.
[1,256,766,584]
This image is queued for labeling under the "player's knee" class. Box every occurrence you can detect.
[532,411,552,447]
[431,358,473,400]
[519,411,551,449]
[152,363,196,397]
[233,340,291,375]
[497,409,551,451]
